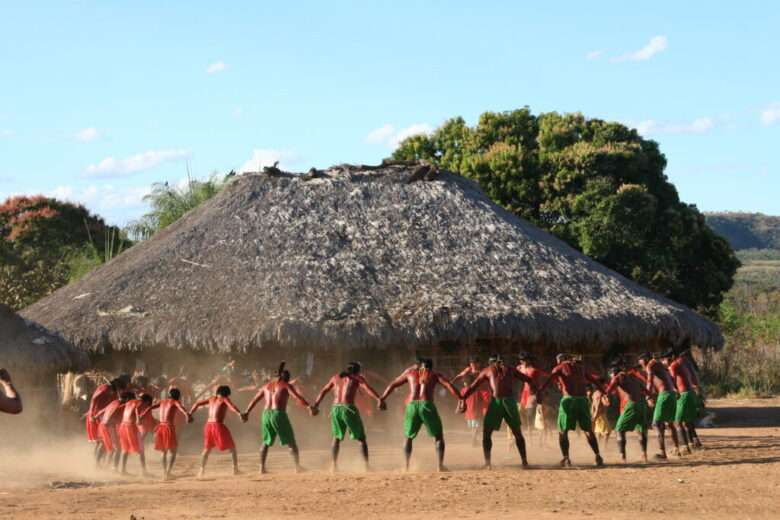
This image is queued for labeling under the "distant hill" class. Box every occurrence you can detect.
[705,212,780,251]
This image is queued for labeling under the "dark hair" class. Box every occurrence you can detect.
[169,388,181,400]
[420,358,434,370]
[638,352,652,362]
[340,361,362,378]
[279,370,291,382]
[140,393,153,404]
[468,355,480,364]
[216,385,231,397]
[110,378,125,391]
[661,349,675,360]
[120,391,135,402]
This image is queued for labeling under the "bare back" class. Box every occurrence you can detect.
[647,360,676,393]
[548,361,600,397]
[158,398,187,423]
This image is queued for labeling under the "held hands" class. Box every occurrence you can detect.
[309,405,320,417]
[456,400,466,414]
[378,400,387,411]
[240,413,249,423]
[187,414,194,424]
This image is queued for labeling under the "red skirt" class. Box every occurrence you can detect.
[203,422,235,451]
[86,416,99,441]
[119,423,142,454]
[98,423,118,452]
[139,413,157,435]
[154,423,178,451]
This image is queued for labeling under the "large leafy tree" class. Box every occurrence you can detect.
[0,196,126,309]
[392,109,739,315]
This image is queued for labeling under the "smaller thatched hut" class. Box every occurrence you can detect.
[0,303,88,387]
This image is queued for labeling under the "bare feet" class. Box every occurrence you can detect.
[197,468,205,479]
[560,457,572,467]
[437,465,449,473]
[521,460,530,469]
[595,455,604,467]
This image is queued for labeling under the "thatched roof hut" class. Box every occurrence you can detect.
[1,303,89,384]
[21,163,722,361]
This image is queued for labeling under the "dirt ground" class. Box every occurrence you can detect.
[1,398,779,520]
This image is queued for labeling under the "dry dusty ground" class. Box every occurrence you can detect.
[1,398,779,520]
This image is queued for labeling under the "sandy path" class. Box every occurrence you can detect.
[1,399,779,520]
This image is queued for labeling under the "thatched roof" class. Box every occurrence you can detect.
[1,303,89,382]
[22,163,722,354]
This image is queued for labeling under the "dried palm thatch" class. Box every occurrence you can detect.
[22,163,722,355]
[0,303,89,383]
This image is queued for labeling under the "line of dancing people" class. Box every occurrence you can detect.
[85,349,705,479]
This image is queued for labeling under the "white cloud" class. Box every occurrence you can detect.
[629,116,715,136]
[365,124,396,145]
[364,123,433,149]
[760,103,780,125]
[585,50,603,60]
[238,149,298,173]
[75,127,100,142]
[84,149,192,178]
[612,35,668,63]
[206,60,227,74]
[48,184,151,212]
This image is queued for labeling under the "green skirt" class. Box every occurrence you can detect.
[557,396,592,432]
[404,400,443,439]
[331,404,366,441]
[616,400,649,433]
[483,397,522,432]
[262,409,296,446]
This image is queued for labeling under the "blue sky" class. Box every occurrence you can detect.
[1,1,778,224]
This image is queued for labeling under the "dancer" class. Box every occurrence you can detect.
[94,391,131,471]
[662,351,701,452]
[245,363,314,474]
[0,369,22,414]
[638,352,681,459]
[144,387,192,480]
[118,393,150,476]
[86,377,127,462]
[539,354,605,467]
[380,358,461,472]
[604,364,649,462]
[461,354,535,469]
[311,361,385,472]
[190,385,247,477]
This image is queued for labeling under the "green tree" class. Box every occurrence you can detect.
[127,174,228,240]
[392,108,739,315]
[0,196,127,309]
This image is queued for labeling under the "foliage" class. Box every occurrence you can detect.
[702,292,780,396]
[127,173,229,240]
[0,196,128,310]
[705,212,780,250]
[391,109,739,315]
